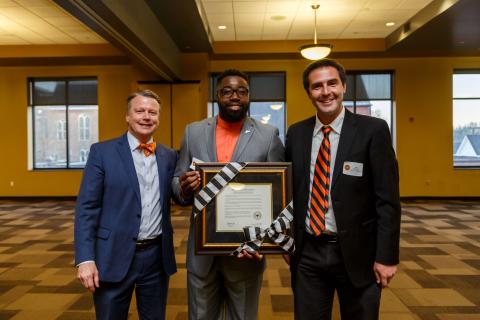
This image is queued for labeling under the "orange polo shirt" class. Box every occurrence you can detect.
[216,116,244,162]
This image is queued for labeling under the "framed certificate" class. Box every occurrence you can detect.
[194,162,292,255]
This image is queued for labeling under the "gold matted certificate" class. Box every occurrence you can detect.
[194,162,292,255]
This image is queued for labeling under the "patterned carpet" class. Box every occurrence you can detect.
[0,199,479,320]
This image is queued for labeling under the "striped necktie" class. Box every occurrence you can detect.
[309,126,332,236]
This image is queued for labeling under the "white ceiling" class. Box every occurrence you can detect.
[199,0,435,41]
[0,0,105,45]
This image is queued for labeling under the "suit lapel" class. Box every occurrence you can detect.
[231,117,254,161]
[205,117,217,162]
[155,145,166,207]
[299,117,316,225]
[116,134,141,204]
[331,110,357,190]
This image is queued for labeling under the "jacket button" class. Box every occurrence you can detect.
[132,237,137,241]
[137,214,141,218]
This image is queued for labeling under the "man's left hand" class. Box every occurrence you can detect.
[236,250,263,261]
[373,262,397,288]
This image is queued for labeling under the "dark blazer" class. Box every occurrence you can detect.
[286,109,401,288]
[75,133,177,282]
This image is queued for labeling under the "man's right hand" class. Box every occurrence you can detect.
[179,171,201,198]
[77,262,100,292]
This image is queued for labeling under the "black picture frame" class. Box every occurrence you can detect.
[195,162,292,255]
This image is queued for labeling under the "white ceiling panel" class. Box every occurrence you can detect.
[365,0,404,10]
[0,34,28,43]
[237,33,262,40]
[266,1,300,13]
[0,0,105,45]
[0,0,16,7]
[199,0,435,41]
[202,1,233,14]
[397,0,433,10]
[234,13,264,27]
[233,1,267,13]
[15,0,51,6]
[26,6,65,18]
[212,29,236,41]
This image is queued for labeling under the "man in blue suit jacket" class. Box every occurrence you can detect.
[75,90,177,320]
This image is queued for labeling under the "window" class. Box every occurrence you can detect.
[56,120,66,140]
[79,149,89,163]
[344,72,394,133]
[28,78,98,169]
[79,114,91,141]
[453,71,480,168]
[208,72,286,143]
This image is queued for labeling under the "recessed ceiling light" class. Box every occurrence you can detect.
[271,15,286,21]
[218,25,227,30]
[386,22,395,27]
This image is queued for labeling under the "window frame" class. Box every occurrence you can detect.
[208,71,287,142]
[452,69,480,169]
[28,77,98,170]
[344,70,395,137]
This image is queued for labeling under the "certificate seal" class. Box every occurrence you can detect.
[253,211,262,220]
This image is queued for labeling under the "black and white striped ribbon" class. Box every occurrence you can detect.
[193,162,247,218]
[233,201,295,255]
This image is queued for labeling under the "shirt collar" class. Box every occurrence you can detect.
[314,106,345,136]
[127,131,153,152]
[216,115,244,131]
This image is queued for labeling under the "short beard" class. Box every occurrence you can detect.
[218,102,249,123]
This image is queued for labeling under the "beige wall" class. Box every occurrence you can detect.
[1,55,479,197]
[0,65,138,196]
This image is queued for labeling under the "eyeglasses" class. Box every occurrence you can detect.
[218,87,249,98]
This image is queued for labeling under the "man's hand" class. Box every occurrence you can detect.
[179,171,201,198]
[77,262,100,292]
[236,250,263,261]
[373,262,397,288]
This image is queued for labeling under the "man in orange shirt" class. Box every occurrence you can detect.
[173,69,284,319]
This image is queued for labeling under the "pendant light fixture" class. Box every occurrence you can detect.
[299,4,332,60]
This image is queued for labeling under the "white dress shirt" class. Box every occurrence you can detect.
[127,132,162,240]
[306,107,345,234]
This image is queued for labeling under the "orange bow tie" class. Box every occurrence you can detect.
[138,142,156,157]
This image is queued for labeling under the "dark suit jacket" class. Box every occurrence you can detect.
[75,133,177,282]
[286,109,401,288]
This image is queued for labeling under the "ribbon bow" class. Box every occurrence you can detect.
[139,142,156,157]
[233,201,295,256]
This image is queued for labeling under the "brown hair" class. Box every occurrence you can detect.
[126,90,162,112]
[302,59,347,92]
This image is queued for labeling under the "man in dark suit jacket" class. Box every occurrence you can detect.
[285,59,401,319]
[75,90,177,320]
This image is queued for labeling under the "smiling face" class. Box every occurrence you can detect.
[126,95,160,143]
[216,75,249,123]
[307,66,346,124]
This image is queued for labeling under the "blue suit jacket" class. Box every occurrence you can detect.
[75,133,177,282]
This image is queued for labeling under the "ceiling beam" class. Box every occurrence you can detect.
[386,0,460,50]
[54,0,182,80]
